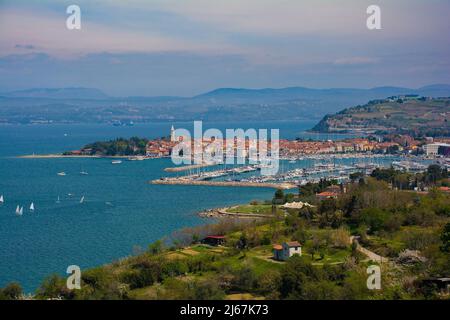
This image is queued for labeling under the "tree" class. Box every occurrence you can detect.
[273,189,285,204]
[441,222,450,253]
[425,164,447,184]
[310,236,323,260]
[350,172,364,182]
[237,233,248,250]
[279,256,324,299]
[192,234,200,244]
[360,208,389,233]
[148,240,163,255]
[231,267,257,292]
[257,271,281,298]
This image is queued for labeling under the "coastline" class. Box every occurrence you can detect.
[16,154,142,159]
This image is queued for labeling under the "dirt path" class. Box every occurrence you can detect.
[350,236,389,263]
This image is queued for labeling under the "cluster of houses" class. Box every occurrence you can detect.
[142,126,421,160]
[145,139,175,158]
[141,126,450,160]
[278,138,401,157]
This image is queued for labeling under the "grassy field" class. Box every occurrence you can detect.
[226,204,283,215]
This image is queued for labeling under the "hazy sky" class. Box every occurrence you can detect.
[0,0,449,96]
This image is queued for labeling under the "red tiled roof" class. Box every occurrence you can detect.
[285,241,301,247]
[316,191,338,197]
[205,235,225,239]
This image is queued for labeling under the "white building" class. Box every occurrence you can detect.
[170,125,176,142]
[273,241,302,261]
[424,143,450,156]
[281,202,314,210]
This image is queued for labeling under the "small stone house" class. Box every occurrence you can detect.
[273,241,302,261]
[201,235,226,246]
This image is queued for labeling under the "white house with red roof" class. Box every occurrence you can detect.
[273,241,302,261]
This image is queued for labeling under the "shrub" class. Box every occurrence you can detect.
[330,227,350,249]
[0,282,22,300]
[36,274,74,300]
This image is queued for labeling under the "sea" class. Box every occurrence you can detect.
[0,120,361,292]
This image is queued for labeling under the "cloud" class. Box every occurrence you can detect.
[15,44,35,50]
[334,57,380,65]
[0,7,240,58]
[115,0,450,39]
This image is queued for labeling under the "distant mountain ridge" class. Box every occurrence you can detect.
[0,84,449,124]
[2,87,110,100]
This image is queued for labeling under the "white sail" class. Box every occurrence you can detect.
[16,205,23,216]
[0,195,4,203]
[56,196,60,204]
[30,202,35,211]
[80,196,85,204]
[15,205,20,214]
[19,207,23,215]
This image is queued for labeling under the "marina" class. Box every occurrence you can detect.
[152,153,435,189]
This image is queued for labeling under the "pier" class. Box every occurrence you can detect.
[164,163,217,172]
[150,178,296,189]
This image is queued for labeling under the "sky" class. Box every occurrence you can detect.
[0,0,449,96]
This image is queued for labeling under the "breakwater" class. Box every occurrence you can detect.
[164,163,216,172]
[151,178,296,189]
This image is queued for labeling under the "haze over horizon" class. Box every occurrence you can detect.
[3,83,450,99]
[1,0,449,96]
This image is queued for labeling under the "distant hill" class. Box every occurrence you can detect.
[2,87,110,100]
[311,96,450,137]
[1,85,450,124]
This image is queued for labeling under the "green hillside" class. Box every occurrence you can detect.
[312,96,450,137]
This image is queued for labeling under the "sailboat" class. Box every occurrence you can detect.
[16,205,23,216]
[30,202,35,212]
[0,195,4,204]
[56,196,61,204]
[80,196,85,204]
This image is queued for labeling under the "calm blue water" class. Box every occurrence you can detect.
[1,120,345,292]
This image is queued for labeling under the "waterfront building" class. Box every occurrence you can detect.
[424,143,450,156]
